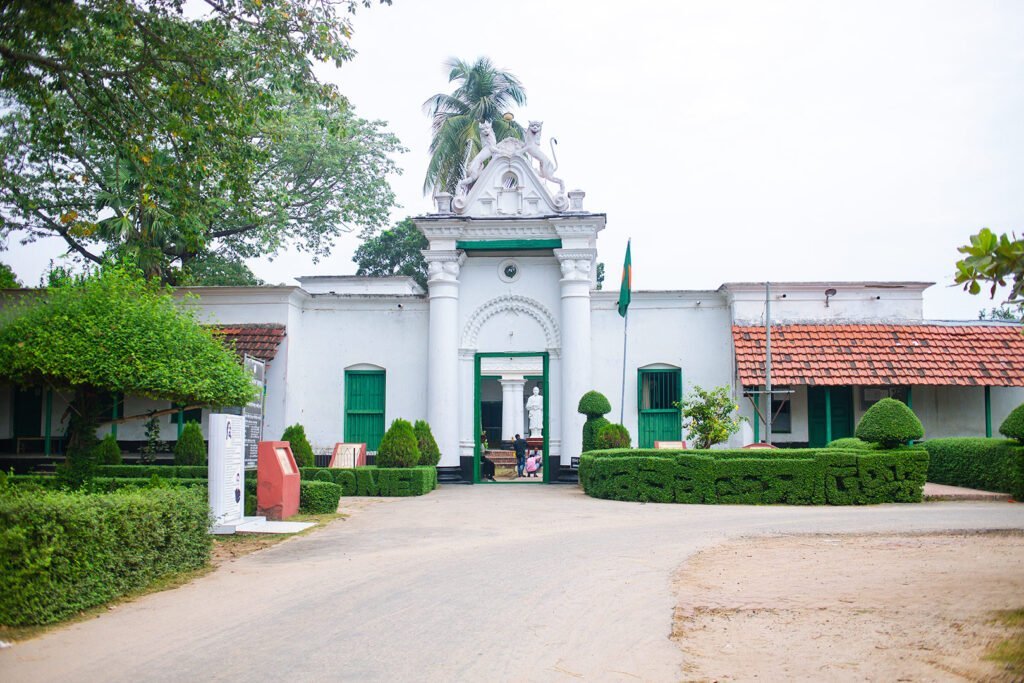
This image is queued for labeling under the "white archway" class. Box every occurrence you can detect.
[460,294,561,352]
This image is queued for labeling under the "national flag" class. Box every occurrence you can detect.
[617,239,632,318]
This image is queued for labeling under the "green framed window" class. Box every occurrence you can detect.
[170,404,202,424]
[637,367,682,448]
[345,370,386,451]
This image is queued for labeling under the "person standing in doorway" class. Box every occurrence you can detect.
[513,433,528,478]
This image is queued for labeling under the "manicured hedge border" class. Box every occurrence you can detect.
[0,487,211,626]
[921,438,1024,499]
[578,448,928,505]
[300,466,438,497]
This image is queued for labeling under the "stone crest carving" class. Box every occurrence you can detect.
[451,119,570,214]
[460,294,561,351]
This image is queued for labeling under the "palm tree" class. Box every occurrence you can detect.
[422,57,527,195]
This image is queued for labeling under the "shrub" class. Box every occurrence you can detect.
[999,403,1024,442]
[922,438,1024,499]
[596,423,631,449]
[281,423,314,468]
[855,398,924,448]
[97,465,208,479]
[93,434,122,465]
[826,437,876,450]
[578,447,928,505]
[413,420,441,466]
[680,385,745,449]
[174,421,206,466]
[0,487,211,625]
[299,480,343,514]
[376,419,420,468]
[582,417,611,453]
[578,390,612,417]
[299,466,437,497]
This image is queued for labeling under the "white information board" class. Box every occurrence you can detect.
[208,413,245,528]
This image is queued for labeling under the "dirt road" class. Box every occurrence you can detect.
[2,486,1023,682]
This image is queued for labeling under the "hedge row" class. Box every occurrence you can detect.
[299,466,438,497]
[921,438,1024,499]
[299,481,344,513]
[98,465,209,479]
[578,448,928,505]
[0,487,211,626]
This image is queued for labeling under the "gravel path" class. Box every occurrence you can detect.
[3,486,1024,682]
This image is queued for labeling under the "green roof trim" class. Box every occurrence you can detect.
[456,239,562,251]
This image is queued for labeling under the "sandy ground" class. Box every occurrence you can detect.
[674,532,1024,682]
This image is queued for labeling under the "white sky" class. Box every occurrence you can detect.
[6,0,1023,319]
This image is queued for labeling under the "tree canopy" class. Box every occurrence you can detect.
[423,57,527,195]
[0,0,399,282]
[955,228,1024,304]
[353,218,428,289]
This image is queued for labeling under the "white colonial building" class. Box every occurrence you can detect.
[4,121,1024,482]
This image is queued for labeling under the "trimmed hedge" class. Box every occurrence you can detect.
[299,466,438,497]
[999,404,1024,442]
[299,480,343,514]
[98,465,209,479]
[578,447,928,505]
[0,487,211,626]
[826,437,877,450]
[921,438,1024,499]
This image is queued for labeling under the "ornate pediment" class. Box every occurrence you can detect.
[450,120,572,217]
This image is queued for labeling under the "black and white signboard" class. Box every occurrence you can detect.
[571,456,580,469]
[209,413,244,531]
[243,355,265,471]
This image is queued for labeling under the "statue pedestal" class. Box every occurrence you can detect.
[526,437,544,451]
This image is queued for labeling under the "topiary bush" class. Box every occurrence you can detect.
[174,421,206,465]
[596,423,631,449]
[299,480,343,514]
[578,390,613,453]
[826,437,876,450]
[281,423,314,468]
[999,403,1024,442]
[413,420,441,466]
[855,398,924,448]
[93,433,122,465]
[376,418,420,468]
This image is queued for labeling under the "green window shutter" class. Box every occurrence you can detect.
[637,368,682,448]
[345,370,386,451]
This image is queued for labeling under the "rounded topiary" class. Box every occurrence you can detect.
[173,421,205,465]
[596,423,631,449]
[854,397,924,448]
[826,437,876,450]
[376,418,420,468]
[281,423,314,468]
[578,390,612,418]
[93,433,123,465]
[299,480,343,514]
[582,417,610,453]
[413,420,441,466]
[998,403,1024,442]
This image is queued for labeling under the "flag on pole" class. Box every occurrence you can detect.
[617,239,632,318]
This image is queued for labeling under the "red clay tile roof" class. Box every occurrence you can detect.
[733,324,1024,387]
[213,324,286,363]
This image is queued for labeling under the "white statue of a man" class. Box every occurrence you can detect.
[526,386,543,438]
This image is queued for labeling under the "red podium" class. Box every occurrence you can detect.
[257,441,300,521]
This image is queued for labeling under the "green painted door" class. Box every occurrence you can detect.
[13,386,43,438]
[344,371,385,451]
[807,386,854,447]
[638,369,682,448]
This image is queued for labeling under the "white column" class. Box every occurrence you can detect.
[554,249,596,466]
[499,377,526,441]
[424,250,466,467]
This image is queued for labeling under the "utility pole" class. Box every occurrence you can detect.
[765,281,772,445]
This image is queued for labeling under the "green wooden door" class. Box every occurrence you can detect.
[807,386,854,447]
[638,369,682,448]
[13,386,43,438]
[344,371,386,451]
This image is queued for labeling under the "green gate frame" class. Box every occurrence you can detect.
[344,369,386,451]
[473,352,550,484]
[637,367,683,448]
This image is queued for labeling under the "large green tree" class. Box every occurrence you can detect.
[0,265,255,476]
[955,228,1024,305]
[353,218,428,289]
[422,57,527,195]
[0,0,399,282]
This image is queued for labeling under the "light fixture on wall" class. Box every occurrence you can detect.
[503,112,514,122]
[824,288,837,307]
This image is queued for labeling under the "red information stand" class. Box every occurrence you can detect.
[257,441,300,521]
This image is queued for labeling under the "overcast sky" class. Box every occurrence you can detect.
[6,0,1023,319]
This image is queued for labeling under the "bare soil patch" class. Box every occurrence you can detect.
[673,532,1024,682]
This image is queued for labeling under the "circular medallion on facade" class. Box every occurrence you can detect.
[498,259,520,283]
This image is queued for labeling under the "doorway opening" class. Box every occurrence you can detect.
[474,352,549,484]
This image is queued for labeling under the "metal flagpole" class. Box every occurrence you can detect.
[620,308,629,424]
[765,281,773,445]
